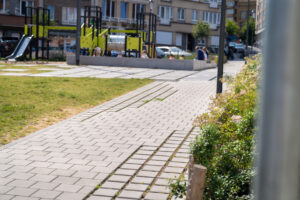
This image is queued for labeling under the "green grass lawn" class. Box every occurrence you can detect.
[0,76,152,145]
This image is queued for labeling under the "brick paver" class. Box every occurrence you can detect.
[0,61,243,199]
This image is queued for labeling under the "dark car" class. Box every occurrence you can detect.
[0,37,19,58]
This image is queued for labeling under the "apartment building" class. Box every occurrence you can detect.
[0,0,39,37]
[100,0,222,51]
[256,0,265,35]
[226,0,256,29]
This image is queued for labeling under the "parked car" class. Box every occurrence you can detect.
[156,46,192,57]
[0,37,19,58]
[155,47,165,58]
[234,43,245,53]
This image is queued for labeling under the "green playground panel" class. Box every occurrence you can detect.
[24,25,154,55]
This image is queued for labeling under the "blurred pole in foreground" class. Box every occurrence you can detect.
[216,0,226,94]
[76,0,81,65]
[255,0,300,200]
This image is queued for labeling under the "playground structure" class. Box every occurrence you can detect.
[6,6,157,61]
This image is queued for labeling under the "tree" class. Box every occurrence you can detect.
[226,19,239,36]
[192,22,210,45]
[240,18,256,45]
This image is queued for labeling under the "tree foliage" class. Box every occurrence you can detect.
[192,22,210,40]
[226,19,240,36]
[240,18,256,45]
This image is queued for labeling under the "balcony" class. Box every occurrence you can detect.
[209,2,219,8]
[159,18,171,25]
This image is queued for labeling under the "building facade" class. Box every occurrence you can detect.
[255,0,265,35]
[99,0,222,51]
[226,0,256,29]
[0,0,40,38]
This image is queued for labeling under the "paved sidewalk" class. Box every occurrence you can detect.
[1,61,243,81]
[0,61,244,200]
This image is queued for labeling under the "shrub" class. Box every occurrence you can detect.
[190,57,260,199]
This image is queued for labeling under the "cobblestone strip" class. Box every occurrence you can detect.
[68,81,165,122]
[86,128,197,200]
[85,130,177,200]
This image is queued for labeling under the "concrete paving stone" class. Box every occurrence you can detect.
[29,174,56,182]
[126,159,145,165]
[142,165,162,172]
[115,169,136,176]
[53,176,79,185]
[171,157,189,163]
[31,189,61,198]
[107,175,131,183]
[101,181,125,190]
[70,165,94,171]
[131,176,153,184]
[155,178,169,186]
[0,185,14,194]
[7,180,36,188]
[144,192,169,200]
[72,171,97,179]
[155,151,173,157]
[93,188,118,197]
[7,172,34,180]
[151,156,170,161]
[174,153,189,158]
[121,164,141,170]
[159,172,180,180]
[0,171,13,178]
[118,190,143,199]
[50,169,76,176]
[7,188,37,197]
[29,167,55,175]
[167,162,187,168]
[164,167,185,174]
[75,178,101,187]
[55,184,83,193]
[87,195,111,200]
[147,160,166,166]
[125,183,149,191]
[150,185,170,194]
[131,154,148,160]
[30,181,60,190]
[0,194,14,200]
[136,170,158,178]
[11,196,40,200]
[57,192,87,200]
[48,163,73,170]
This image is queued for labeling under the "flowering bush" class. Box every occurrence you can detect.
[191,57,260,199]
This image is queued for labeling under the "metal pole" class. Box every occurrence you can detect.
[255,0,300,199]
[216,0,226,94]
[245,0,250,56]
[76,0,81,65]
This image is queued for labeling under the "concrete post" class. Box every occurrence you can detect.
[187,156,207,200]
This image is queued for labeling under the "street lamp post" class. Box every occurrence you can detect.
[76,0,81,65]
[216,0,226,94]
[245,0,250,56]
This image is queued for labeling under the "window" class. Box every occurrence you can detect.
[192,10,199,22]
[178,8,185,21]
[62,7,77,25]
[203,11,221,25]
[120,2,128,19]
[103,0,116,17]
[0,0,9,13]
[158,6,172,19]
[132,3,145,19]
[47,6,55,21]
[241,11,247,20]
[19,0,33,16]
